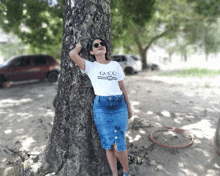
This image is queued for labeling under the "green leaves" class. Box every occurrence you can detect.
[1,0,219,62]
[187,0,220,17]
[0,0,63,52]
[120,0,157,27]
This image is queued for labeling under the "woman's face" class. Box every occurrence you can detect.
[90,39,106,56]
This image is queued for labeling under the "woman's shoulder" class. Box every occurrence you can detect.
[110,61,120,67]
[110,60,119,65]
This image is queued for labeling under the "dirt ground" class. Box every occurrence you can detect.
[0,70,220,176]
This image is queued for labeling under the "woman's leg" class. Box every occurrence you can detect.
[113,145,129,174]
[106,148,118,176]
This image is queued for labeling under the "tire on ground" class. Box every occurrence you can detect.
[47,71,59,83]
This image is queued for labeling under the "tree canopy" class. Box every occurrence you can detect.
[0,0,220,63]
[0,0,156,53]
[0,0,64,51]
[187,0,220,17]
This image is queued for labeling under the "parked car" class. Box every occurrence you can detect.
[0,54,60,87]
[112,54,142,74]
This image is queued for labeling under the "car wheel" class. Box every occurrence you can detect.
[0,77,6,88]
[125,67,134,75]
[0,80,4,88]
[47,71,58,83]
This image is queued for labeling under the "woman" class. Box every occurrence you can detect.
[69,38,132,176]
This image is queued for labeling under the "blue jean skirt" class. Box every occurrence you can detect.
[93,94,128,152]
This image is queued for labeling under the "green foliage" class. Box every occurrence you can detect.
[187,0,220,17]
[112,0,194,64]
[1,0,220,63]
[159,68,220,77]
[0,39,29,61]
[0,0,63,53]
[111,0,157,51]
[113,0,220,65]
[120,0,157,27]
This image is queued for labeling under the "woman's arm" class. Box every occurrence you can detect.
[69,43,86,71]
[118,80,132,118]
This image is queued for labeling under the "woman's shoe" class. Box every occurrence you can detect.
[123,170,130,176]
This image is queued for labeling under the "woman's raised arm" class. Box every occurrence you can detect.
[69,43,86,71]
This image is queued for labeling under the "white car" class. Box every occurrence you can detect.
[112,55,142,74]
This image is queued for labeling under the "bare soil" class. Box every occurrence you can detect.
[0,70,220,176]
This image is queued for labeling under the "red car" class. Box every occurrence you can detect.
[0,55,60,87]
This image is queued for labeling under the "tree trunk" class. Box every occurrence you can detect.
[184,53,187,62]
[143,49,148,69]
[137,45,147,69]
[25,0,112,176]
[205,53,209,61]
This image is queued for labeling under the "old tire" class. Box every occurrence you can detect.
[47,71,58,83]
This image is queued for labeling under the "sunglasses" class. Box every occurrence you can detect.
[93,41,106,48]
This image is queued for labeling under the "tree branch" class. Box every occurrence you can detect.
[144,25,177,51]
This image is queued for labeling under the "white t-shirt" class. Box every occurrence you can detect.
[84,60,125,96]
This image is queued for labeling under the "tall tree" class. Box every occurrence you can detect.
[111,0,157,68]
[25,0,112,175]
[0,0,157,58]
[112,0,220,68]
[112,0,183,68]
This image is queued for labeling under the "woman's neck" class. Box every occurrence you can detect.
[95,55,109,64]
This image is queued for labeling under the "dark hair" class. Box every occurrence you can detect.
[87,38,109,61]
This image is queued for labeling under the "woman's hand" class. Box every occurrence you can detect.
[70,42,82,55]
[69,42,85,71]
[128,110,133,118]
[75,42,82,49]
[128,106,132,118]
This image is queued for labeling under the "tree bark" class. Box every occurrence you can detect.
[25,0,112,176]
[133,33,148,69]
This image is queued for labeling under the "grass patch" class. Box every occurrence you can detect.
[159,68,220,77]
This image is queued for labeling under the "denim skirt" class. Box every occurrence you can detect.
[93,94,128,151]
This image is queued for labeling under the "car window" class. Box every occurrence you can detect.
[46,56,55,63]
[131,56,138,60]
[9,57,22,67]
[33,56,47,66]
[112,56,121,62]
[21,57,31,67]
[121,56,127,62]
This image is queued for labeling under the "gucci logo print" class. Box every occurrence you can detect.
[98,71,118,81]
